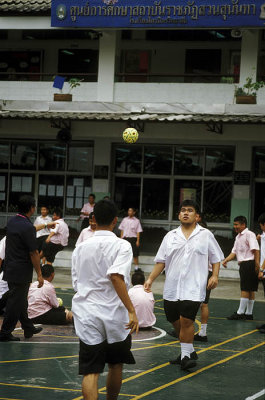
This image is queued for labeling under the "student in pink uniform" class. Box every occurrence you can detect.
[129,271,156,330]
[75,212,96,246]
[119,208,143,272]
[79,194,96,231]
[40,208,69,265]
[28,264,72,324]
[223,216,260,320]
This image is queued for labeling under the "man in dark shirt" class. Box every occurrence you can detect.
[0,195,45,341]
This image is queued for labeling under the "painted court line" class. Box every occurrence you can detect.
[0,382,81,393]
[132,327,166,342]
[245,389,265,400]
[129,341,265,400]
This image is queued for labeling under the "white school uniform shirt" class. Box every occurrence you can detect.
[71,230,133,345]
[75,226,95,246]
[260,232,265,266]
[50,219,69,247]
[154,225,224,302]
[34,215,52,238]
[0,237,8,299]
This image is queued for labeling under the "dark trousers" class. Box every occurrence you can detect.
[0,291,9,314]
[0,282,34,336]
[80,218,90,231]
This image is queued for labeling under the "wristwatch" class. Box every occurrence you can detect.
[44,222,47,228]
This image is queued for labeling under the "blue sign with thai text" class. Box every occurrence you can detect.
[51,0,265,28]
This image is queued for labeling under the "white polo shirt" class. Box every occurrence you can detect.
[154,225,224,302]
[75,226,95,246]
[34,215,52,238]
[71,230,133,345]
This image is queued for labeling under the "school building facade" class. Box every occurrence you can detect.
[0,0,265,245]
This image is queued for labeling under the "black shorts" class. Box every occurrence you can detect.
[164,299,201,322]
[239,260,259,292]
[79,334,135,375]
[81,218,90,231]
[124,237,139,258]
[30,306,67,325]
[42,242,64,263]
[36,235,49,252]
[203,271,213,304]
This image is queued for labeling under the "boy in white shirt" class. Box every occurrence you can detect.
[144,200,223,371]
[0,236,8,315]
[72,200,139,400]
[34,206,52,252]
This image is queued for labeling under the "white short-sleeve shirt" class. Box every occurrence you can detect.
[154,225,224,302]
[34,215,52,238]
[71,230,133,345]
[75,226,94,246]
[0,237,8,299]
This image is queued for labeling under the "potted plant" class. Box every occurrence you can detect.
[235,77,265,104]
[53,78,83,102]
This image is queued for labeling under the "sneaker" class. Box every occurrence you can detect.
[227,312,246,320]
[24,326,43,339]
[194,333,208,342]
[170,351,198,365]
[0,334,20,342]
[245,314,253,320]
[180,356,197,370]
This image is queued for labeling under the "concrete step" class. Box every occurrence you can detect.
[53,250,240,279]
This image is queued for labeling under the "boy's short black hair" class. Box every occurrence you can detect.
[179,200,200,214]
[53,208,63,218]
[258,213,265,225]
[234,215,247,226]
[18,195,36,214]
[89,193,95,199]
[41,264,55,278]
[131,271,145,286]
[94,200,118,226]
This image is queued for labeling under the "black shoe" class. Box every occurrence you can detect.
[256,324,265,330]
[180,356,197,370]
[0,334,20,342]
[259,328,265,334]
[167,329,178,338]
[170,351,198,365]
[194,333,208,342]
[24,326,43,339]
[227,312,246,320]
[245,314,253,320]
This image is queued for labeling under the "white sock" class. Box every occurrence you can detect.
[134,266,139,270]
[181,343,194,360]
[199,324,207,337]
[246,300,255,315]
[237,298,248,314]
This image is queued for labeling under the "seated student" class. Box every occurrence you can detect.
[128,271,156,330]
[0,236,9,315]
[75,212,96,246]
[28,264,72,325]
[40,208,69,265]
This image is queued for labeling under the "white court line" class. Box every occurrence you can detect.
[245,389,265,400]
[132,327,166,342]
[11,341,79,344]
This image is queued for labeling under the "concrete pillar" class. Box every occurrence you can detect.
[239,30,260,84]
[230,142,252,224]
[97,31,117,102]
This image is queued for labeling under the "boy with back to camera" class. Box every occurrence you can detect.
[71,200,139,400]
[129,271,156,330]
[256,213,265,333]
